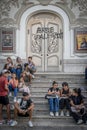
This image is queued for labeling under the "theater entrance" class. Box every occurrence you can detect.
[27,13,63,72]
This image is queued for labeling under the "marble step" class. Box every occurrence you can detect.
[0,125,87,130]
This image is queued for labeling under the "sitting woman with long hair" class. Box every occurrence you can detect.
[47,81,60,117]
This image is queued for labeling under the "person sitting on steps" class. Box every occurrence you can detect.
[59,82,71,116]
[70,88,87,125]
[47,81,60,117]
[11,92,34,127]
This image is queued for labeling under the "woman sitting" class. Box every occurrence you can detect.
[47,81,60,117]
[59,82,71,116]
[8,73,18,102]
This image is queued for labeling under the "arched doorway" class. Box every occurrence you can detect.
[27,12,63,72]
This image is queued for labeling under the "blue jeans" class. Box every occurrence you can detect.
[48,98,59,112]
[9,84,18,97]
[16,68,22,80]
[9,68,16,73]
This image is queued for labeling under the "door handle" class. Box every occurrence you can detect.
[41,54,43,56]
[47,54,49,56]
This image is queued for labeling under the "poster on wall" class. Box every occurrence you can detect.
[75,28,87,53]
[0,28,15,52]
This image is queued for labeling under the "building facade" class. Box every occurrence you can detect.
[0,0,87,73]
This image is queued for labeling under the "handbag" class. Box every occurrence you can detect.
[45,94,57,99]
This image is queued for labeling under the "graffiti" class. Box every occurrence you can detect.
[34,27,63,39]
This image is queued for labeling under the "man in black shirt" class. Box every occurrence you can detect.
[70,88,87,125]
[12,92,34,127]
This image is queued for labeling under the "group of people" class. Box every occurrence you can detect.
[0,56,87,127]
[1,56,36,102]
[47,81,87,125]
[0,56,36,127]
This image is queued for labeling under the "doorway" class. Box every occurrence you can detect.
[27,13,63,72]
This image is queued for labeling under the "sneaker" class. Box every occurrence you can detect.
[0,121,3,125]
[14,97,17,102]
[28,121,33,127]
[77,119,83,125]
[0,120,5,125]
[50,112,54,116]
[10,105,14,110]
[9,92,12,97]
[10,120,18,126]
[55,112,59,117]
[32,75,35,79]
[7,120,13,126]
[60,111,64,116]
[66,111,70,117]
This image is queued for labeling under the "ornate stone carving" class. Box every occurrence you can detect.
[31,34,42,53]
[48,34,58,53]
[70,0,87,16]
[0,0,19,18]
[37,0,52,5]
[22,0,34,6]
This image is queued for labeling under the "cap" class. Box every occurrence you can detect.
[2,69,9,74]
[22,92,29,96]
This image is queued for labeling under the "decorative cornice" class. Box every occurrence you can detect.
[56,0,67,5]
[0,18,17,28]
[70,18,87,29]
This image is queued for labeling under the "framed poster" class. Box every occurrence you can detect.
[0,28,16,52]
[74,28,87,53]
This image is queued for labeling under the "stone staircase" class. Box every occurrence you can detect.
[0,73,87,130]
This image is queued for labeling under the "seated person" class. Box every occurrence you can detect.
[47,81,60,117]
[15,57,23,80]
[70,88,87,125]
[59,82,71,116]
[6,57,16,73]
[24,63,32,84]
[18,76,30,94]
[12,92,34,127]
[27,56,36,76]
[8,73,18,102]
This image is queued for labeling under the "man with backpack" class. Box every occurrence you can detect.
[12,92,34,127]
